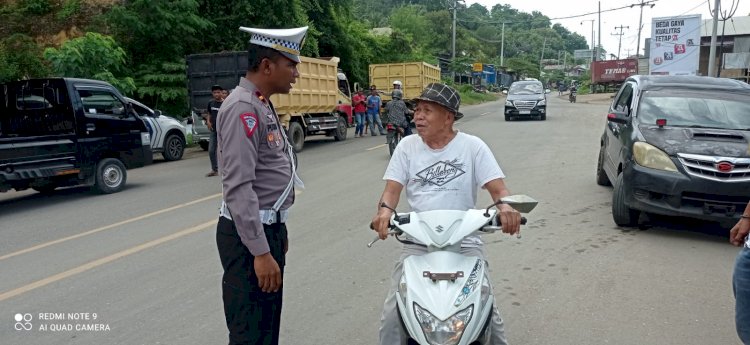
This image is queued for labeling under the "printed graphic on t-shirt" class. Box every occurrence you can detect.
[413,158,465,187]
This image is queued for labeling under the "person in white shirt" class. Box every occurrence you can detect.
[371,83,521,345]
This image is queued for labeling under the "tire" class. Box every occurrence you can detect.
[161,134,185,161]
[94,158,127,194]
[388,131,400,156]
[288,121,305,152]
[540,113,546,121]
[199,141,209,151]
[333,116,347,142]
[505,114,511,121]
[612,173,639,227]
[596,147,612,186]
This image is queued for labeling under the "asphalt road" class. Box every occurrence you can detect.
[0,93,741,345]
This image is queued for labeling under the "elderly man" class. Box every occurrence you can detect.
[215,26,306,345]
[371,83,522,344]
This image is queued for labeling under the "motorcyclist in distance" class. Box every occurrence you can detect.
[384,89,412,136]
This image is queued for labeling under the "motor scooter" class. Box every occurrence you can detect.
[369,195,538,345]
[569,89,577,103]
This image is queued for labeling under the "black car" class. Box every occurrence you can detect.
[0,78,153,194]
[504,80,550,121]
[596,75,750,227]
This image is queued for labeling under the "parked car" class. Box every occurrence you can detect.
[596,75,750,228]
[126,97,186,161]
[191,108,210,151]
[503,80,550,121]
[0,78,152,194]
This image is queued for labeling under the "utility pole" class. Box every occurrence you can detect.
[539,36,548,79]
[581,19,595,62]
[708,0,721,76]
[633,0,657,72]
[612,25,629,59]
[451,0,457,82]
[500,22,506,67]
[597,1,601,62]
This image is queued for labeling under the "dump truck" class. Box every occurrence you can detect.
[186,52,353,152]
[368,62,441,104]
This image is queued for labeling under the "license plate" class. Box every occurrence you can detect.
[519,110,531,115]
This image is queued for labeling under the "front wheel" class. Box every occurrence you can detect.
[94,158,127,194]
[612,173,639,227]
[596,147,612,186]
[288,121,305,152]
[333,115,347,142]
[162,134,185,161]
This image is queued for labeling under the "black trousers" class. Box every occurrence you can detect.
[216,216,288,345]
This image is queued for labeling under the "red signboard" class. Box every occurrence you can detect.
[591,59,638,84]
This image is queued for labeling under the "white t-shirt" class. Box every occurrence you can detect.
[383,131,505,247]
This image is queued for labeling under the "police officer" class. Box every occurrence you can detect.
[215,26,307,345]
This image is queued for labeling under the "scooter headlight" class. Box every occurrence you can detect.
[414,303,473,345]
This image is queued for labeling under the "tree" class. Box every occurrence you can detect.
[43,32,135,93]
[0,34,50,82]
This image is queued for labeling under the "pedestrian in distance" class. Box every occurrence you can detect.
[352,89,367,137]
[731,201,750,344]
[215,25,307,345]
[205,84,224,177]
[366,85,386,136]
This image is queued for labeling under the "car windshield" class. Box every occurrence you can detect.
[638,89,750,130]
[509,83,543,95]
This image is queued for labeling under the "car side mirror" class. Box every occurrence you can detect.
[153,109,163,117]
[502,90,508,95]
[545,89,551,94]
[607,111,628,124]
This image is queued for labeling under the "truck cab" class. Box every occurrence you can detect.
[0,78,152,194]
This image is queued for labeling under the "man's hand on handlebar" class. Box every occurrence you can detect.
[497,204,521,236]
[371,209,393,240]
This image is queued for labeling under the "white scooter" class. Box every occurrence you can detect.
[369,195,538,345]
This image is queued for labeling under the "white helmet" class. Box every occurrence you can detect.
[393,80,402,88]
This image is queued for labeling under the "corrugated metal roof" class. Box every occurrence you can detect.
[701,16,750,37]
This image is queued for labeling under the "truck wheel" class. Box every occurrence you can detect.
[162,134,185,161]
[612,173,639,227]
[94,158,127,194]
[333,116,347,142]
[199,141,209,151]
[288,121,305,152]
[596,147,612,186]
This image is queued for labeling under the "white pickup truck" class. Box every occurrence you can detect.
[127,97,187,161]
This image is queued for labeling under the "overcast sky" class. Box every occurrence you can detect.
[465,0,750,59]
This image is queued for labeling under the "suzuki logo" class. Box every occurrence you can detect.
[435,225,445,233]
[717,161,734,173]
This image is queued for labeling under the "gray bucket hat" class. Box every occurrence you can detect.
[415,83,463,120]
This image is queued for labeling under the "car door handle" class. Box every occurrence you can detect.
[86,123,96,132]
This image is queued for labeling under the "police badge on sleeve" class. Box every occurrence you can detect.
[240,113,258,137]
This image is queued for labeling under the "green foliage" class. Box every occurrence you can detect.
[20,0,53,15]
[0,34,50,82]
[57,0,81,20]
[136,60,190,116]
[44,32,135,94]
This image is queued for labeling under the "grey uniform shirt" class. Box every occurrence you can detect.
[216,77,293,256]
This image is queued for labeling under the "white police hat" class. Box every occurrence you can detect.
[239,26,308,63]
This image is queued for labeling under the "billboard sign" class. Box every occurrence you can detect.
[649,14,701,75]
[574,49,594,60]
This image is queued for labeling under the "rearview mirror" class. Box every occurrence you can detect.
[485,194,538,215]
[545,89,551,94]
[607,111,628,124]
[153,109,162,117]
[502,90,508,95]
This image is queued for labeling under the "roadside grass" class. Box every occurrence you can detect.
[459,89,500,105]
